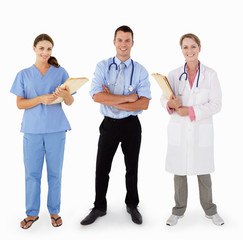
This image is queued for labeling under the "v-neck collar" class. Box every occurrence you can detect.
[33,64,53,78]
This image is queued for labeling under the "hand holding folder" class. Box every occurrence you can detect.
[151,73,175,99]
[49,77,89,105]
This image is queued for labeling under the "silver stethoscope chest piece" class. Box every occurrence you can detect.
[128,85,133,92]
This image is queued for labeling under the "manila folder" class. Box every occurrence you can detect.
[151,73,175,99]
[49,77,89,105]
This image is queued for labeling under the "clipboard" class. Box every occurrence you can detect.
[49,77,89,105]
[151,73,175,99]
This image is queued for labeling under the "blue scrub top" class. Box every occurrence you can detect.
[10,64,72,134]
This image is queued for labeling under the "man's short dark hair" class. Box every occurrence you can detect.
[114,25,134,40]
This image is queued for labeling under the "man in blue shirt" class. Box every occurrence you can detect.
[80,25,151,225]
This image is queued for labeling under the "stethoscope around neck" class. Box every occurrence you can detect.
[178,62,200,94]
[108,57,134,92]
[179,62,201,87]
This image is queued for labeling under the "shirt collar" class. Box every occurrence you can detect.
[114,56,132,68]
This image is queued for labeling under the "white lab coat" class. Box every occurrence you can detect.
[161,63,222,176]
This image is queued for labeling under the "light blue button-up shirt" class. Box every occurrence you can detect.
[90,57,151,119]
[10,65,71,133]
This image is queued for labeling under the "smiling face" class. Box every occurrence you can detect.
[181,37,201,63]
[33,40,53,64]
[114,30,134,62]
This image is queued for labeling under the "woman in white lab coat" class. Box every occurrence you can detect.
[161,33,224,226]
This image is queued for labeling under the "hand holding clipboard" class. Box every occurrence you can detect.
[49,77,89,105]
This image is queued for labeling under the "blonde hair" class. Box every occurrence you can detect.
[180,33,201,48]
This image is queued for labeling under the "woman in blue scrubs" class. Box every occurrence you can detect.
[11,34,74,229]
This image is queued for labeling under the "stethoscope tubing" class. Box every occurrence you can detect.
[179,62,200,88]
[108,57,134,91]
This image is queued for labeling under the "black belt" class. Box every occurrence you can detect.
[104,115,137,122]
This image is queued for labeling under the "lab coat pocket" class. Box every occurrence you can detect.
[167,123,181,146]
[198,124,214,147]
[195,89,209,104]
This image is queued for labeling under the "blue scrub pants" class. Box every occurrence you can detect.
[23,131,66,216]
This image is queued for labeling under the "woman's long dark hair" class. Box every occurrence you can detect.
[33,34,60,68]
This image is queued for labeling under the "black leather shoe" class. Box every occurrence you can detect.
[80,208,106,225]
[127,206,143,224]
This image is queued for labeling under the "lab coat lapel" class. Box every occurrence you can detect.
[191,71,199,92]
[191,63,204,92]
[185,75,191,92]
[198,64,205,88]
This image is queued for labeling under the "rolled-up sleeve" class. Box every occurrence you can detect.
[136,67,151,100]
[90,62,106,98]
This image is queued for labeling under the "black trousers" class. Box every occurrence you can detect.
[94,115,142,211]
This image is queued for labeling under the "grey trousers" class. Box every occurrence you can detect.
[172,174,217,216]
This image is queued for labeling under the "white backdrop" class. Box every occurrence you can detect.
[1,0,242,239]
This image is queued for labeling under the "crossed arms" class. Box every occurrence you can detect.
[93,85,149,111]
